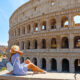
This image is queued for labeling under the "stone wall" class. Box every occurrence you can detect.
[9,0,80,73]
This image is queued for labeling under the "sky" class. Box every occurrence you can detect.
[0,0,29,46]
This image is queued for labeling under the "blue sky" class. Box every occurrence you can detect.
[0,0,29,46]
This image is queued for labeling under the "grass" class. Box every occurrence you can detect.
[0,67,6,72]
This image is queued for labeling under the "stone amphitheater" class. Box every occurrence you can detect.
[8,0,80,73]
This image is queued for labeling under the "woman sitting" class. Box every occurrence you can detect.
[9,45,46,75]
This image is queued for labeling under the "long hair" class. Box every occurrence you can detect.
[9,53,15,62]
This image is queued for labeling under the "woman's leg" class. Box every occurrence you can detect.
[25,59,45,73]
[27,63,45,73]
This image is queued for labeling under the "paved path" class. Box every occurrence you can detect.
[0,70,80,80]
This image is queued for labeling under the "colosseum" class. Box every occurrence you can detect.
[8,0,80,73]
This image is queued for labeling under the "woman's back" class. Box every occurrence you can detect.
[11,53,27,75]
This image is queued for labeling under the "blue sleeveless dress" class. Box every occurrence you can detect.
[11,53,27,75]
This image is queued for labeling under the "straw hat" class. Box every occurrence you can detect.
[10,45,20,53]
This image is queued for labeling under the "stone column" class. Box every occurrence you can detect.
[20,27,22,36]
[57,36,61,50]
[68,14,73,27]
[31,22,34,33]
[46,38,51,49]
[24,40,26,50]
[38,39,41,49]
[37,58,42,68]
[57,58,62,72]
[19,41,22,50]
[25,25,27,34]
[16,28,18,37]
[69,34,74,49]
[24,40,27,49]
[56,16,61,29]
[46,19,51,31]
[70,58,75,73]
[46,58,51,71]
[30,39,34,49]
[38,21,41,32]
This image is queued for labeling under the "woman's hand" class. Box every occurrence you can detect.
[16,51,23,56]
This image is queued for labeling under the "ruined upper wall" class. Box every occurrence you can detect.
[9,0,80,27]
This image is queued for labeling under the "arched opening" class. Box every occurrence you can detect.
[51,58,57,71]
[32,58,37,65]
[20,56,24,63]
[41,21,46,30]
[14,30,16,36]
[22,26,25,34]
[34,23,38,32]
[62,59,69,72]
[73,15,80,27]
[22,41,24,50]
[61,17,69,27]
[74,36,80,48]
[51,38,57,49]
[26,57,30,60]
[74,59,80,73]
[42,58,46,70]
[34,40,38,49]
[27,25,31,33]
[16,41,19,46]
[27,41,30,49]
[42,39,46,49]
[62,37,69,48]
[51,0,55,6]
[50,18,56,29]
[18,28,20,36]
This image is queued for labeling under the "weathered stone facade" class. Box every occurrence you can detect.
[9,0,80,73]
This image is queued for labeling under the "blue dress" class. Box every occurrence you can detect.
[11,53,27,75]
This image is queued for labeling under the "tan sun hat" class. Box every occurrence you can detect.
[10,45,20,53]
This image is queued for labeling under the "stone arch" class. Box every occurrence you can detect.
[27,24,31,33]
[22,26,25,34]
[74,59,80,72]
[16,41,19,46]
[51,38,57,49]
[32,58,37,65]
[73,15,80,27]
[62,59,69,72]
[42,58,46,70]
[14,30,16,36]
[51,58,57,71]
[74,36,80,48]
[27,40,30,49]
[26,57,30,60]
[21,41,24,50]
[18,27,20,36]
[61,16,69,27]
[41,21,46,30]
[61,37,69,48]
[33,23,38,32]
[34,40,38,49]
[42,39,46,49]
[20,56,24,63]
[50,18,56,29]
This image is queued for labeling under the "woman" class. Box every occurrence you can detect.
[9,45,46,75]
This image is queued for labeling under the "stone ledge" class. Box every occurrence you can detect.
[0,70,79,80]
